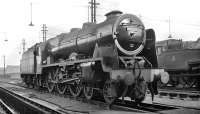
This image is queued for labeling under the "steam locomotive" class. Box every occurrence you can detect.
[20,10,169,104]
[156,39,200,88]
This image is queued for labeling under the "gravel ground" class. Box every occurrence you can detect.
[0,78,148,114]
[143,94,200,109]
[0,77,200,114]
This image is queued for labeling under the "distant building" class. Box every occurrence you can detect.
[0,65,20,79]
[6,65,20,74]
[0,68,4,75]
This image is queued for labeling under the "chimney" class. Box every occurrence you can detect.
[105,10,122,20]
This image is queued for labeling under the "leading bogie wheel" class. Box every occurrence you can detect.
[134,78,147,104]
[83,86,94,100]
[103,80,117,104]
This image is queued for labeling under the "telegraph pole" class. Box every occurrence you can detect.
[29,3,34,26]
[93,0,98,23]
[168,17,172,38]
[22,39,26,53]
[88,0,99,23]
[88,5,90,22]
[41,24,48,42]
[2,33,8,77]
[90,0,94,23]
[3,55,5,77]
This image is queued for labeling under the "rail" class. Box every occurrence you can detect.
[157,88,200,101]
[0,99,16,114]
[0,79,191,114]
[0,87,69,114]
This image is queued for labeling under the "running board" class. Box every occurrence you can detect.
[59,77,79,84]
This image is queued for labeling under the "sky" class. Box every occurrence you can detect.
[0,0,200,67]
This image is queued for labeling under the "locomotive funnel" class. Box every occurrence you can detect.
[112,14,146,55]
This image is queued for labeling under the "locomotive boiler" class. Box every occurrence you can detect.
[44,11,145,61]
[20,10,169,105]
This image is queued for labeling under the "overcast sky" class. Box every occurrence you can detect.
[0,0,200,67]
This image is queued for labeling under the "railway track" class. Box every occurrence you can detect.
[0,79,199,114]
[110,99,177,114]
[29,88,168,113]
[0,85,88,114]
[49,91,177,114]
[159,85,200,92]
[26,87,179,113]
[0,99,16,114]
[156,88,200,101]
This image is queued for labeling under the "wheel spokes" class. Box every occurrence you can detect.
[84,86,94,100]
[56,83,67,94]
[185,77,196,88]
[47,81,55,92]
[134,78,147,104]
[103,80,116,104]
[69,80,82,97]
[47,72,55,92]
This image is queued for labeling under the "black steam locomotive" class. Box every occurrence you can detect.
[156,39,200,88]
[20,11,168,104]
